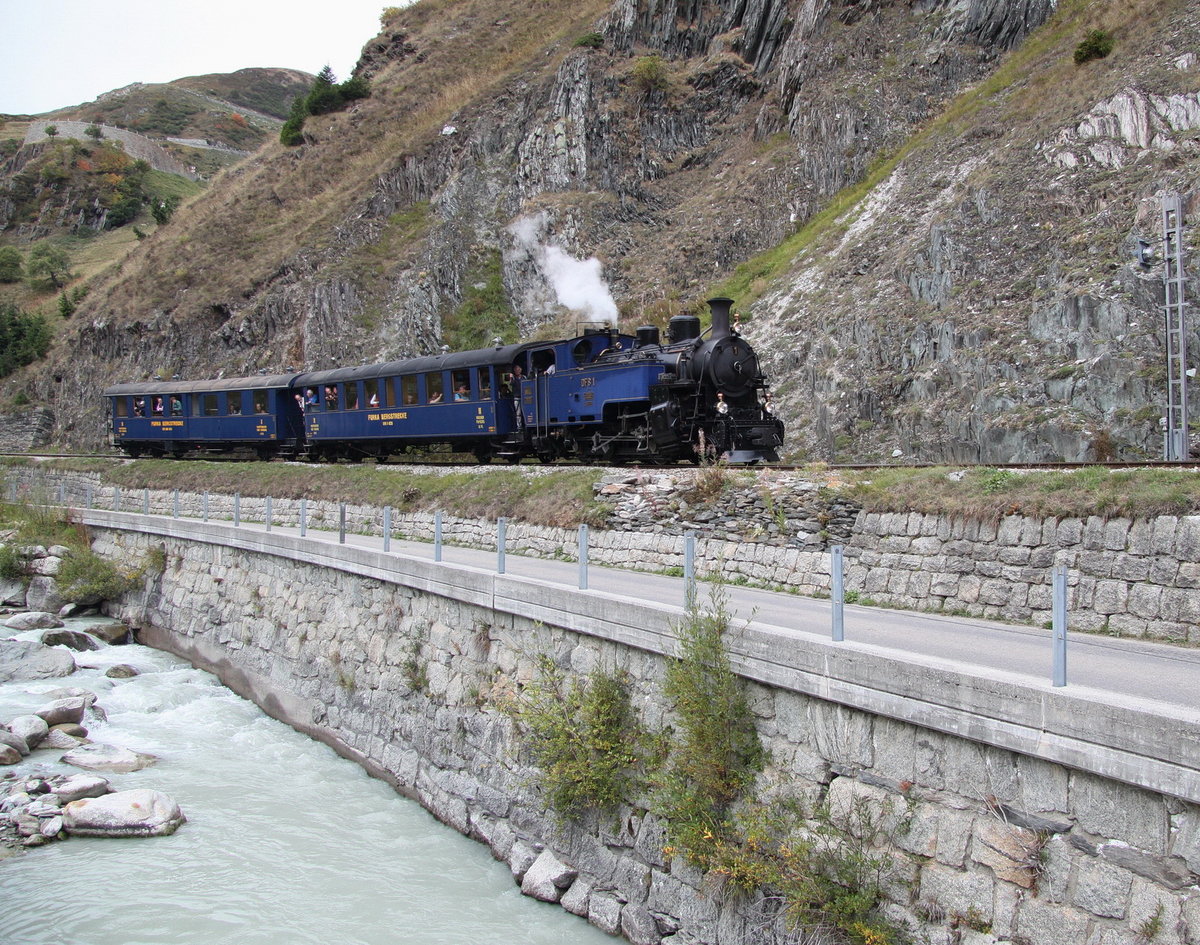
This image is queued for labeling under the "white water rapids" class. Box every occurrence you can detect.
[0,628,615,945]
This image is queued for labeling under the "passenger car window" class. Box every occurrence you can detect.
[425,372,444,404]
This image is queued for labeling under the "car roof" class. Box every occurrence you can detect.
[103,374,301,396]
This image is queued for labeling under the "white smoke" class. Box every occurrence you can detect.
[509,214,618,322]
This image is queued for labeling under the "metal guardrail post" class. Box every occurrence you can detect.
[300,498,307,537]
[173,489,180,519]
[142,488,149,515]
[266,496,273,532]
[830,546,849,642]
[234,493,241,527]
[497,517,507,574]
[684,531,696,609]
[831,545,845,642]
[339,503,346,544]
[578,524,589,590]
[383,506,392,553]
[203,492,209,522]
[1053,564,1068,687]
[434,510,443,562]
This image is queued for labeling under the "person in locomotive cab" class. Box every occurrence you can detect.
[511,363,525,429]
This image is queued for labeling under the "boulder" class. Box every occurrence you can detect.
[61,743,158,773]
[4,611,64,631]
[106,664,139,679]
[52,774,110,803]
[40,629,98,651]
[520,849,578,902]
[86,620,130,644]
[29,556,62,577]
[0,729,29,757]
[24,576,65,613]
[36,696,89,727]
[52,722,88,738]
[0,639,76,682]
[0,744,20,765]
[41,728,84,749]
[8,714,50,749]
[47,545,72,558]
[1,578,25,606]
[63,789,185,838]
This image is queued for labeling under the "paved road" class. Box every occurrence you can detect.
[306,526,1200,715]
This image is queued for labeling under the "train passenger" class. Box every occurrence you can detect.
[305,388,318,406]
[295,393,305,413]
[429,391,443,403]
[454,385,469,401]
[325,386,338,409]
[152,397,164,415]
[170,396,183,415]
[134,398,145,417]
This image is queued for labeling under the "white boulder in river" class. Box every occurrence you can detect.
[61,743,159,773]
[63,789,185,837]
[0,640,76,682]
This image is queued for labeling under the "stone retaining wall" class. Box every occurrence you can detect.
[83,522,1200,945]
[8,466,1200,643]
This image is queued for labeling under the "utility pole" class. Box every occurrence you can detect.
[1163,193,1189,461]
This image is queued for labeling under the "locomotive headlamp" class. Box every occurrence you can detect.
[716,392,729,414]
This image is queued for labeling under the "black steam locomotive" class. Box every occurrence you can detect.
[105,298,784,465]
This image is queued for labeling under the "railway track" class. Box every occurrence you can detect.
[3,450,1198,473]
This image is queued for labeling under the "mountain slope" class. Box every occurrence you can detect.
[5,0,1197,462]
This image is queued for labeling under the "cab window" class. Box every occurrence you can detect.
[425,372,444,404]
[202,393,219,416]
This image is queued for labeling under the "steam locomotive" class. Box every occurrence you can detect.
[104,298,784,465]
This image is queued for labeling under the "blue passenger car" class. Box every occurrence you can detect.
[295,346,527,462]
[105,374,304,458]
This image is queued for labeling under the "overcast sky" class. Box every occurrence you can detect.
[0,0,399,115]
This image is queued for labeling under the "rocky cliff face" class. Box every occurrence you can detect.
[11,0,1198,462]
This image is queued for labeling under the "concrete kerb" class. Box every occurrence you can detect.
[78,508,1200,805]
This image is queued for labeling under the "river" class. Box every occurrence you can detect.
[0,627,615,945]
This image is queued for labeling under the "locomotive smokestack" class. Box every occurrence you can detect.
[707,297,733,340]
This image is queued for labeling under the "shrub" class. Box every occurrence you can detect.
[0,246,23,283]
[512,657,646,816]
[0,303,52,378]
[574,32,604,49]
[57,548,135,604]
[631,55,670,95]
[1074,29,1115,64]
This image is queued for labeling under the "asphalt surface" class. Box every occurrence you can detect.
[303,525,1200,714]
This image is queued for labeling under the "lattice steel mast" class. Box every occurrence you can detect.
[1163,193,1188,461]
